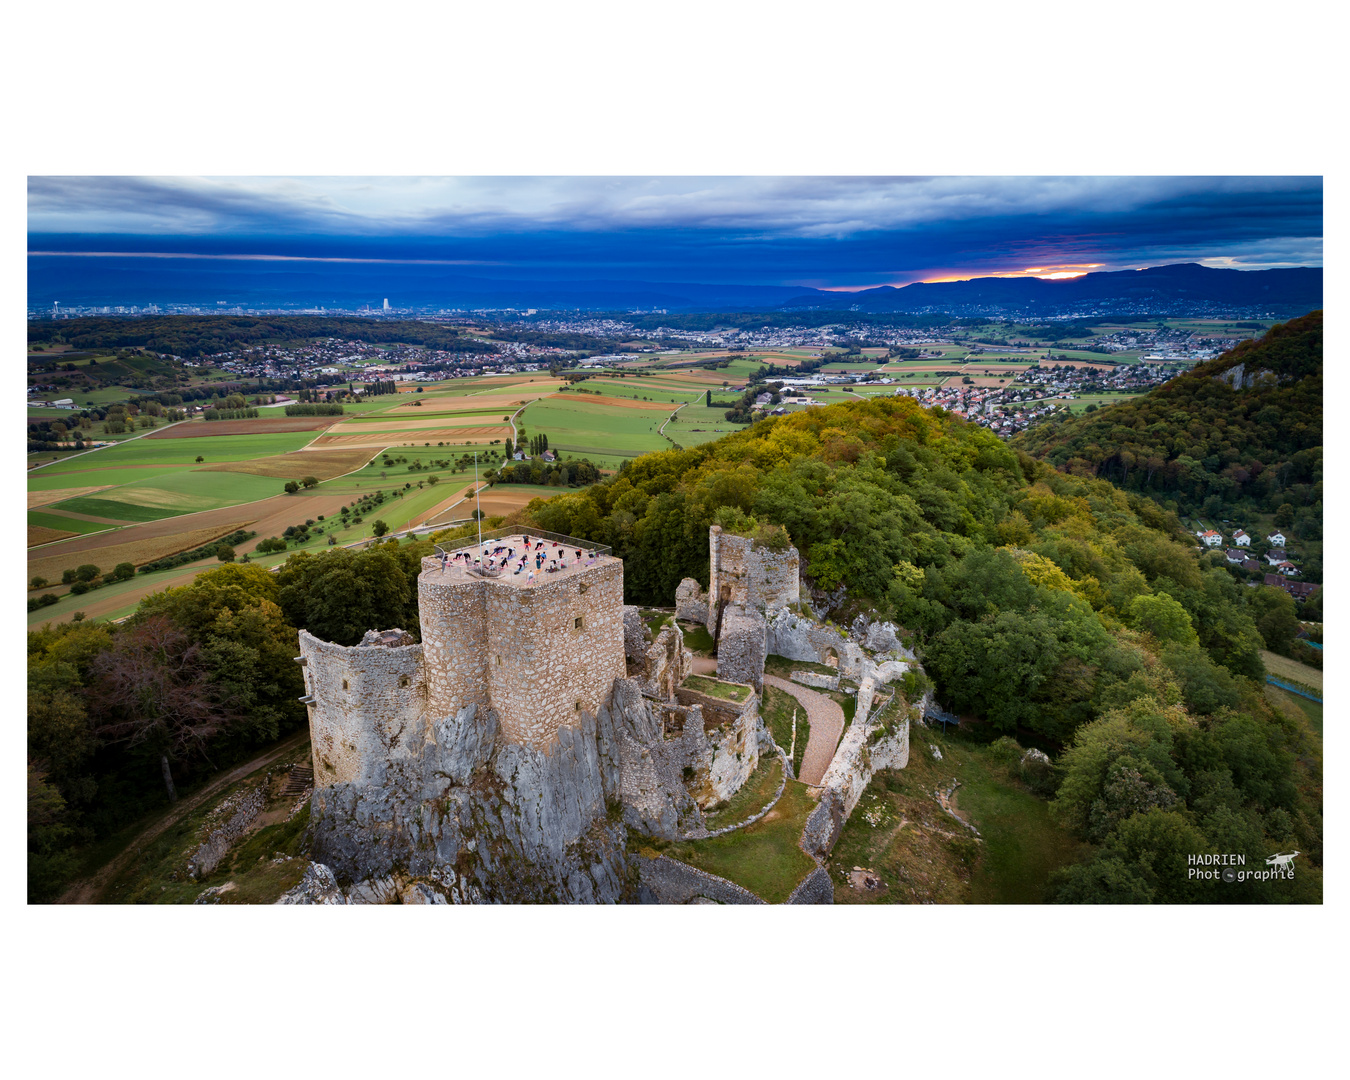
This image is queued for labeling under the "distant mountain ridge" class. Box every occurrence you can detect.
[777,263,1322,315]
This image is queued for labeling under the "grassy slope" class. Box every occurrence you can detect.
[830,726,1087,904]
[657,780,818,903]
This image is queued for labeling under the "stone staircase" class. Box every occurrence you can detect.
[280,764,314,797]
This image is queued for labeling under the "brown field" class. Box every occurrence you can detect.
[145,417,335,438]
[473,489,557,517]
[28,521,253,582]
[311,424,510,448]
[29,525,78,547]
[29,485,114,509]
[25,492,353,573]
[549,392,673,411]
[195,448,376,481]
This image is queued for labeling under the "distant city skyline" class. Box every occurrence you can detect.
[28,176,1323,295]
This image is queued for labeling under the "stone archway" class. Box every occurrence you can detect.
[823,647,839,669]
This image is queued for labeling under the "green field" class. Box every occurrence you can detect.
[1063,392,1147,414]
[520,398,673,455]
[28,510,116,537]
[34,430,320,476]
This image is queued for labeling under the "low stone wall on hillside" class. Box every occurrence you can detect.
[801,703,912,861]
[188,785,266,878]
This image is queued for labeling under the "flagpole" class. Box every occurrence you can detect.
[474,451,482,552]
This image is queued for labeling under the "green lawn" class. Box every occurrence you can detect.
[28,510,117,536]
[682,674,752,702]
[659,780,818,902]
[35,430,319,473]
[1064,392,1147,414]
[762,685,811,776]
[520,398,672,455]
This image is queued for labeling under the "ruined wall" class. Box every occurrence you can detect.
[298,631,428,789]
[707,525,800,631]
[801,712,911,860]
[674,681,760,805]
[622,606,648,661]
[715,612,767,692]
[609,680,707,839]
[674,578,708,624]
[633,621,693,702]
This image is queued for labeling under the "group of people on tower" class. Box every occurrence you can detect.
[437,535,598,585]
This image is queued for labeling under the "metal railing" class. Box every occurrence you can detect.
[432,526,611,559]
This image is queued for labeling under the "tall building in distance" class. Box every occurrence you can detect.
[382,297,390,311]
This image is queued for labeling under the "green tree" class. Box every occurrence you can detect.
[1125,593,1198,645]
[284,480,300,494]
[302,476,319,488]
[215,544,236,562]
[75,564,100,582]
[372,520,390,537]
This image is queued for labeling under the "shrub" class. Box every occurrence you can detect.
[302,476,318,488]
[75,564,100,582]
[111,563,136,581]
[988,736,1023,766]
[29,577,48,590]
[284,480,300,494]
[216,545,236,562]
[69,581,91,595]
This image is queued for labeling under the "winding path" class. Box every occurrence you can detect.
[761,675,844,786]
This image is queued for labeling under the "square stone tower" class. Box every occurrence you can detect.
[417,537,627,749]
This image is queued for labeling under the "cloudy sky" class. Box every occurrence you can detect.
[27,175,1323,290]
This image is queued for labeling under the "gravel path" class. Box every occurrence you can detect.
[762,675,844,786]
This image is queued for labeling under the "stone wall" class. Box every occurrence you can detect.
[633,620,693,701]
[791,671,839,691]
[416,554,627,750]
[298,631,429,789]
[801,708,911,860]
[187,784,265,878]
[637,855,766,905]
[707,525,800,630]
[716,612,767,692]
[622,606,648,661]
[674,578,708,624]
[671,680,759,810]
[609,680,708,840]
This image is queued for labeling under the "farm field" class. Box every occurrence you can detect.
[28,510,117,539]
[28,520,253,586]
[1062,392,1147,413]
[146,416,337,438]
[519,397,674,455]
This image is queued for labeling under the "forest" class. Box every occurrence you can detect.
[1013,311,1322,527]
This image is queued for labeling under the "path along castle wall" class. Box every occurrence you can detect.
[418,555,627,749]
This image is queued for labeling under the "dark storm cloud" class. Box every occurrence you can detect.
[28,176,1322,286]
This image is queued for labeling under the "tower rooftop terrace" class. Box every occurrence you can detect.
[423,528,618,589]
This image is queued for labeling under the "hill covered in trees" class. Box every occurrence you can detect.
[1013,311,1322,530]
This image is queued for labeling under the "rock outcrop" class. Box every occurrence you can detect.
[306,694,636,904]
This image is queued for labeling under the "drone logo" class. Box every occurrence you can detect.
[1266,851,1300,871]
